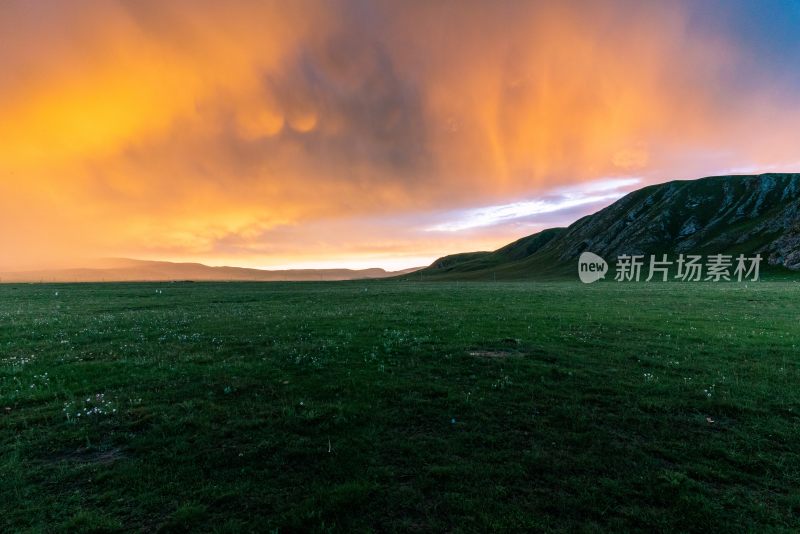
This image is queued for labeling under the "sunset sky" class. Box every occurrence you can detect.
[1,0,799,271]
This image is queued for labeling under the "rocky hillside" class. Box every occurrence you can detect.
[418,173,800,280]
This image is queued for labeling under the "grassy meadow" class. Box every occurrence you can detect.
[1,280,799,532]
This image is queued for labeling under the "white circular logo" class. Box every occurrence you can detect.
[578,252,608,283]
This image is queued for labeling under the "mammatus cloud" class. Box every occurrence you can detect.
[0,1,799,269]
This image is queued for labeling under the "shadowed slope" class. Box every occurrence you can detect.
[417,174,800,280]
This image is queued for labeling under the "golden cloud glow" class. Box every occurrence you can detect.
[1,0,798,271]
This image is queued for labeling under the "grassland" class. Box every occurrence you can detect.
[1,281,799,532]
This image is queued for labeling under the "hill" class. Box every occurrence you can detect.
[416,173,800,280]
[0,258,421,283]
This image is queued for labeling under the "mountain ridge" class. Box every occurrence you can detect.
[416,173,800,280]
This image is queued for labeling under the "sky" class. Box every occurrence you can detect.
[1,0,799,271]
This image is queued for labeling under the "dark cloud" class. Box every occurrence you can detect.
[260,32,430,177]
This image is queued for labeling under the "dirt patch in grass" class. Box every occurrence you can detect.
[468,337,527,359]
[49,447,126,466]
[468,349,522,359]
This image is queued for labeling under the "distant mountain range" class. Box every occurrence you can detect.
[0,258,421,283]
[416,173,800,280]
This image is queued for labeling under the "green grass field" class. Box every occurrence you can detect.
[2,281,799,532]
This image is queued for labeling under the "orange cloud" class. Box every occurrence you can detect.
[1,1,798,270]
